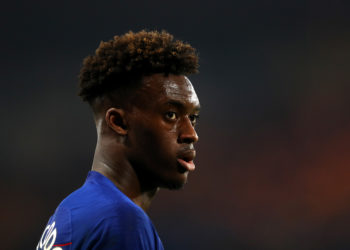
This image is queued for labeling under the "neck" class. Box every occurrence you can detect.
[91,139,158,211]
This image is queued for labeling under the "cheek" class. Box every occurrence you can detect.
[169,122,178,134]
[136,123,177,158]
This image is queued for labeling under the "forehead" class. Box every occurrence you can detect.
[139,74,200,109]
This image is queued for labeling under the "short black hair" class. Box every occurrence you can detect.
[78,30,199,103]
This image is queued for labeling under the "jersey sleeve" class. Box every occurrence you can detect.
[36,207,72,250]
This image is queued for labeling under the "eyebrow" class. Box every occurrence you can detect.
[165,100,201,112]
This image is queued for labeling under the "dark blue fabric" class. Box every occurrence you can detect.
[37,171,164,250]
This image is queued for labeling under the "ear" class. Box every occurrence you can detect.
[105,108,128,135]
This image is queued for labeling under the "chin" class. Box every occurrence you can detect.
[134,162,189,190]
[159,174,188,190]
[161,181,186,190]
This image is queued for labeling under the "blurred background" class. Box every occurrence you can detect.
[1,0,350,249]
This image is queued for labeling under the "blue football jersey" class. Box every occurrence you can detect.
[37,171,164,250]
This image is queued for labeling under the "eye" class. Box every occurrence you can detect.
[189,114,200,125]
[165,111,177,121]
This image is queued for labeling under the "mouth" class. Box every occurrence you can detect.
[177,158,195,172]
[177,150,196,172]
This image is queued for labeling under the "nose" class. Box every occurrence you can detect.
[177,117,199,144]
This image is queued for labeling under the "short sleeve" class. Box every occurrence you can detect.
[36,207,72,250]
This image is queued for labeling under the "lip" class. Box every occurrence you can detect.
[177,149,196,172]
[177,158,195,171]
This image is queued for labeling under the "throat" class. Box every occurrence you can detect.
[91,156,159,211]
[132,188,159,211]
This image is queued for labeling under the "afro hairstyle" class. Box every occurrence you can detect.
[78,30,199,103]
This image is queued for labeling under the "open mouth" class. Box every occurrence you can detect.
[176,150,196,172]
[177,158,195,172]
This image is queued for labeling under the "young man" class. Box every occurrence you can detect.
[37,30,200,249]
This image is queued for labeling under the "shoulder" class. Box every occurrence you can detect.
[65,198,162,249]
[59,177,146,228]
[81,204,161,249]
[38,172,163,249]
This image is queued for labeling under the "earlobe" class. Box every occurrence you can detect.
[105,108,128,135]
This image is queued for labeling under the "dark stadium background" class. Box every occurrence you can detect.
[1,1,350,249]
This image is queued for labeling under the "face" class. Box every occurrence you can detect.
[126,74,200,190]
